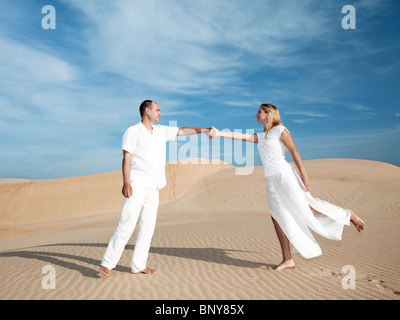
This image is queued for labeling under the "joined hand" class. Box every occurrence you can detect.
[206,127,219,139]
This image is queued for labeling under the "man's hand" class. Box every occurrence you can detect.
[208,127,219,139]
[122,182,133,198]
[122,150,133,198]
[178,127,215,138]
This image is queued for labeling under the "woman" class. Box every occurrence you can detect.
[209,103,365,270]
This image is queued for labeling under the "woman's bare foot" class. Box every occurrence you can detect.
[274,259,295,271]
[350,210,365,233]
[132,267,156,275]
[99,265,110,277]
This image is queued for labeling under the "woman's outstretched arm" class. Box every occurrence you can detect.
[210,127,258,143]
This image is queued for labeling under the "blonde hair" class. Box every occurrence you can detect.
[260,103,283,137]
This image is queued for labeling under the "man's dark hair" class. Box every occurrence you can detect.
[139,100,154,118]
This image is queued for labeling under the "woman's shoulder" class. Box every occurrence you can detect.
[272,124,288,130]
[272,124,289,134]
[257,125,290,142]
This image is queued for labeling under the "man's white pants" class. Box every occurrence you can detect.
[101,185,159,273]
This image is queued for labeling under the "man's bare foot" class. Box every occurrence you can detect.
[350,210,365,233]
[132,267,156,275]
[274,259,295,271]
[99,265,110,277]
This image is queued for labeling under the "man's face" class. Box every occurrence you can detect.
[147,102,162,123]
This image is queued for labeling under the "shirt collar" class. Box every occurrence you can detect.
[138,121,158,133]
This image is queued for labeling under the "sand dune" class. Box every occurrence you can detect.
[0,158,399,300]
[0,160,230,223]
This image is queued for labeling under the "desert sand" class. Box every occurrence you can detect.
[0,158,399,300]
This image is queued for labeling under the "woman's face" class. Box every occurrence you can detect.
[256,107,268,124]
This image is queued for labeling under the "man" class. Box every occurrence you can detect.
[99,100,211,276]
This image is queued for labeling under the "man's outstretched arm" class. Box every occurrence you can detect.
[177,127,211,137]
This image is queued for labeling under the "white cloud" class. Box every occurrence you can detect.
[293,119,316,124]
[282,109,330,125]
[224,101,259,108]
[0,37,77,85]
[284,110,330,118]
[0,36,81,133]
[349,104,371,111]
[62,0,330,95]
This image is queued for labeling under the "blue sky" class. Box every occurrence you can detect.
[0,0,399,179]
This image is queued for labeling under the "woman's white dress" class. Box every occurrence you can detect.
[257,125,350,259]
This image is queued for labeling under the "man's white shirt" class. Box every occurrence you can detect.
[122,122,179,190]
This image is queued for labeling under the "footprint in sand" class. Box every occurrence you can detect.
[365,277,400,296]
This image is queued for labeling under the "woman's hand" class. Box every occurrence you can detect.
[301,172,311,192]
